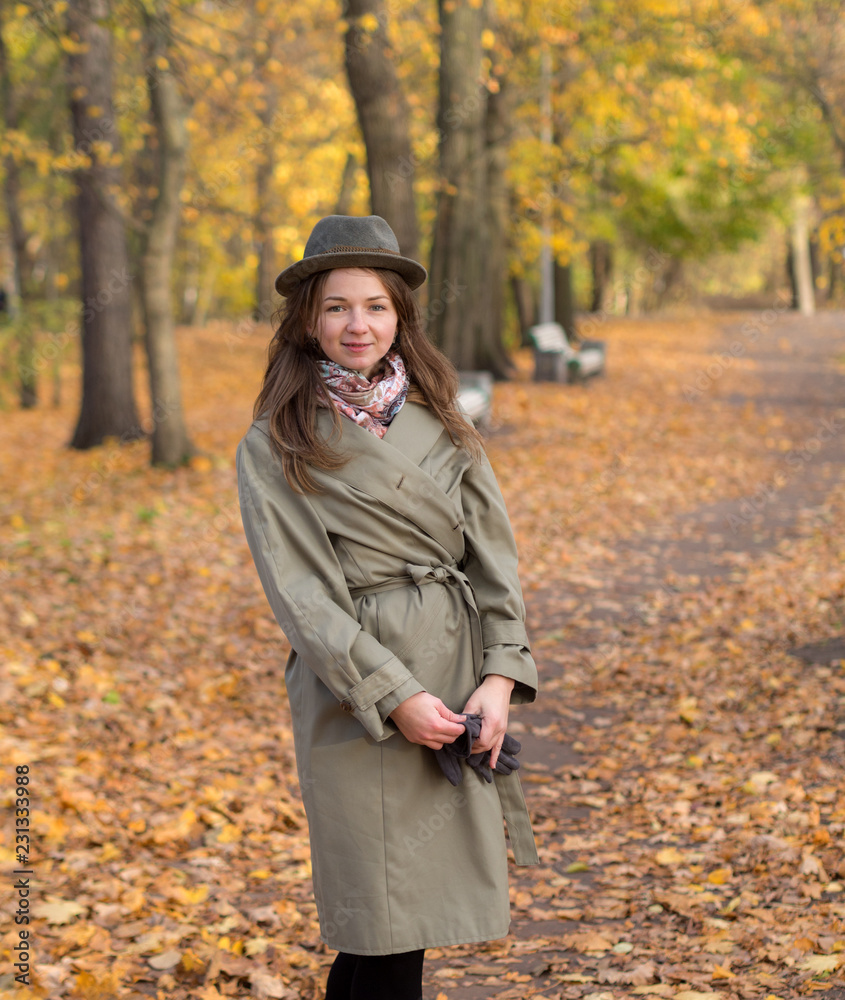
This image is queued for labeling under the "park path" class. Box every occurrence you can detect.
[423,309,845,1000]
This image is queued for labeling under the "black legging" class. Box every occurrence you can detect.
[325,948,425,1000]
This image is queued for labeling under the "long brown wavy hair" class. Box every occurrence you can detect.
[253,267,485,493]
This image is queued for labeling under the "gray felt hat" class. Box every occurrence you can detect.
[275,215,427,296]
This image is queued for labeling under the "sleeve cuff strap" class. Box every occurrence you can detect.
[346,656,417,711]
[481,645,538,703]
[482,620,530,648]
[375,675,427,722]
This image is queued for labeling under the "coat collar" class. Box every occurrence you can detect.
[314,402,466,562]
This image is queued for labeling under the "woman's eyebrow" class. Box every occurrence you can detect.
[323,294,390,302]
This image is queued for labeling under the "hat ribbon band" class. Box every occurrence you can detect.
[325,244,400,255]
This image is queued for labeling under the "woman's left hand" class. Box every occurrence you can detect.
[462,674,515,771]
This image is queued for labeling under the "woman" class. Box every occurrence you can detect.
[236,215,538,1000]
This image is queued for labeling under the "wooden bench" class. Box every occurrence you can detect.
[457,370,493,430]
[528,322,606,383]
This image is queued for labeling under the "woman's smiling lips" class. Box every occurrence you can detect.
[343,343,372,352]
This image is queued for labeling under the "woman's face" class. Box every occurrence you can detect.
[311,268,399,379]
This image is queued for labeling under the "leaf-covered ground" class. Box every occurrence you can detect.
[1,309,844,1000]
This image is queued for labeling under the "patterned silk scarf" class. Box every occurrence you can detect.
[317,350,409,439]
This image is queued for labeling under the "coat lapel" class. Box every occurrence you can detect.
[380,397,443,463]
[314,402,466,562]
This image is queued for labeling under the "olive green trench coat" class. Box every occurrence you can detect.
[236,400,539,955]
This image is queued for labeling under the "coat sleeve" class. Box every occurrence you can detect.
[459,450,538,705]
[236,426,425,741]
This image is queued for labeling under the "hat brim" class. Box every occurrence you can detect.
[275,251,427,297]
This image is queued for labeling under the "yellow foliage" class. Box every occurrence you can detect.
[71,970,120,999]
[656,847,687,866]
[217,823,243,843]
[151,808,198,844]
[59,35,88,54]
[170,883,210,905]
[678,696,701,725]
[707,867,733,885]
[358,12,380,33]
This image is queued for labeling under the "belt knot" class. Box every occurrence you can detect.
[406,563,451,586]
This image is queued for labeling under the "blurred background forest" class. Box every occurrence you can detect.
[1,0,844,462]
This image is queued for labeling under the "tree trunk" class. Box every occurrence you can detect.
[554,261,576,340]
[0,18,26,313]
[589,239,612,313]
[786,243,798,309]
[0,12,36,407]
[253,84,279,322]
[791,194,815,316]
[807,74,845,177]
[335,152,359,215]
[66,0,141,448]
[181,240,200,325]
[140,6,194,465]
[655,257,683,309]
[254,167,276,319]
[511,277,536,346]
[477,75,514,376]
[344,0,419,260]
[16,320,37,409]
[809,229,822,301]
[430,0,509,374]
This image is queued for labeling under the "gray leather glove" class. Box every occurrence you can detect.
[467,731,522,783]
[433,714,522,785]
[432,713,482,786]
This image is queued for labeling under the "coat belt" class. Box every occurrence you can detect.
[351,562,483,673]
[349,563,540,866]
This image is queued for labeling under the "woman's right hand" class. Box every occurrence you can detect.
[389,692,466,749]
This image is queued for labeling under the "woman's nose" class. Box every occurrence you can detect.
[346,308,368,332]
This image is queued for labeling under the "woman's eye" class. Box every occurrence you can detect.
[371,304,385,311]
